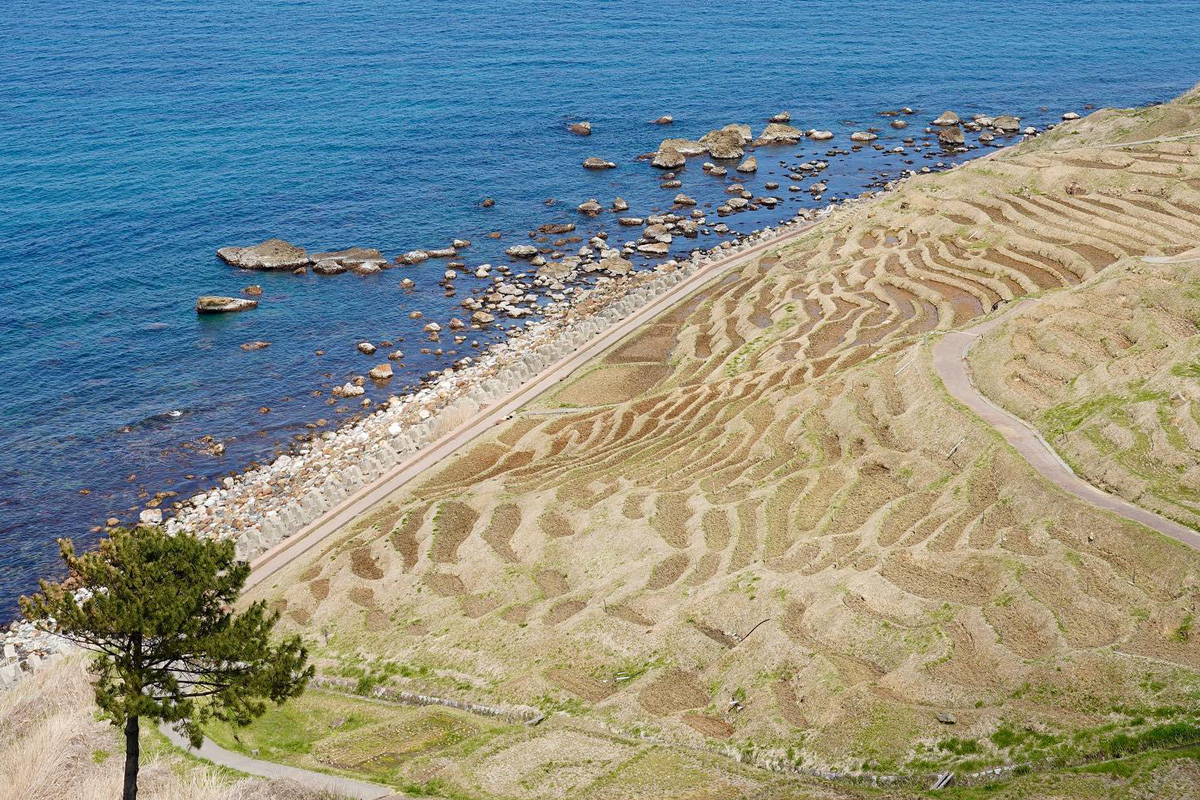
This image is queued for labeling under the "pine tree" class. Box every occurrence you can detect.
[21,526,312,800]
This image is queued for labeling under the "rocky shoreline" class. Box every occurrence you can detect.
[4,101,1080,686]
[164,207,836,565]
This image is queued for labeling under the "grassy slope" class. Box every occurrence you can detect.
[241,85,1200,799]
[0,655,331,800]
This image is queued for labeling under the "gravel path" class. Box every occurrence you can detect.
[932,300,1200,552]
[159,723,398,799]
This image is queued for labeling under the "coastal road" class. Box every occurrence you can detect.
[159,723,397,799]
[244,219,817,592]
[932,300,1200,552]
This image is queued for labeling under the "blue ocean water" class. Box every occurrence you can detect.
[2,0,1198,614]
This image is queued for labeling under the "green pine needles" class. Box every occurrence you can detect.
[20,525,312,800]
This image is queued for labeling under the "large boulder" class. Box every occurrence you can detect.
[652,146,686,169]
[506,244,539,259]
[583,157,616,170]
[849,131,878,142]
[699,127,744,159]
[937,126,965,145]
[992,115,1021,132]
[577,199,604,216]
[196,296,258,314]
[736,157,758,173]
[396,250,429,265]
[753,123,804,146]
[538,261,575,280]
[216,239,309,271]
[808,129,834,141]
[311,247,384,266]
[933,110,960,126]
[657,138,707,156]
[310,247,387,274]
[636,242,670,256]
[596,256,634,275]
[724,123,753,143]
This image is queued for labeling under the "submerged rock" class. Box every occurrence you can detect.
[568,121,592,136]
[196,296,258,314]
[217,239,310,271]
[651,115,674,125]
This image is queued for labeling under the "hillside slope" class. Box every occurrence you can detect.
[246,85,1200,796]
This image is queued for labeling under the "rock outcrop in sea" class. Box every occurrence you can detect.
[217,238,311,270]
[196,295,258,313]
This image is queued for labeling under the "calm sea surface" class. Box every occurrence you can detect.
[2,0,1198,614]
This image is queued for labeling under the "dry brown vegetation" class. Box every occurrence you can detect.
[0,657,329,800]
[972,248,1200,531]
[248,85,1200,796]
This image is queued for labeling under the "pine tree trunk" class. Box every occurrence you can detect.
[123,714,140,800]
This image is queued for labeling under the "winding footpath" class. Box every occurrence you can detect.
[159,723,397,799]
[932,299,1200,552]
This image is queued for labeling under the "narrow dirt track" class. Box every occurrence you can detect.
[159,724,397,799]
[244,221,815,591]
[932,300,1200,552]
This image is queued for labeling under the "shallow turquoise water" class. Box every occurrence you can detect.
[1,0,1198,611]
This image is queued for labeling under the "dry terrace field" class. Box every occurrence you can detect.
[244,86,1200,798]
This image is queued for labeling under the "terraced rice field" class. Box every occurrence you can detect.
[248,87,1200,795]
[972,246,1200,530]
